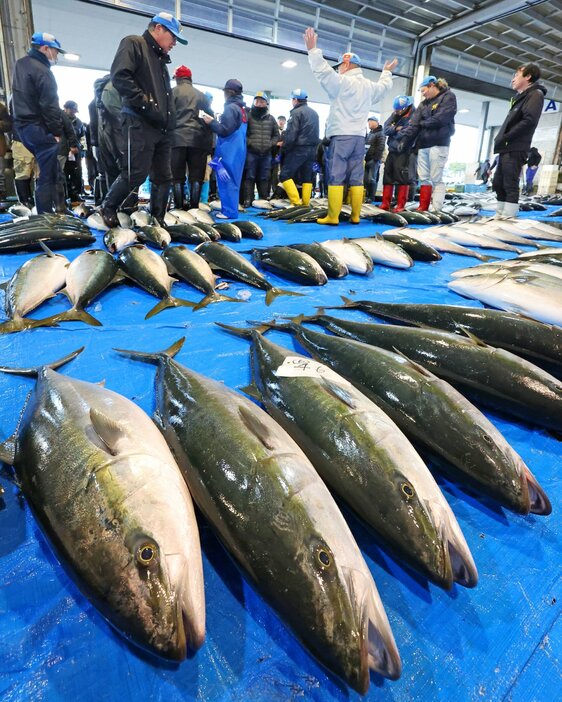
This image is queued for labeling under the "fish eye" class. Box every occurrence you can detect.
[401,482,415,499]
[483,434,493,444]
[316,545,333,569]
[136,542,158,566]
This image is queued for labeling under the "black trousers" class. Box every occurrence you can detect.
[280,145,316,183]
[64,156,83,200]
[383,151,417,185]
[492,151,527,203]
[104,114,172,209]
[171,146,208,183]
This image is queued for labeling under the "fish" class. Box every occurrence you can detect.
[72,203,93,218]
[8,204,32,218]
[433,226,523,253]
[289,243,349,278]
[0,348,205,660]
[249,246,328,285]
[304,313,562,437]
[221,327,476,590]
[130,210,154,228]
[329,297,562,370]
[195,241,304,305]
[0,225,96,252]
[268,198,291,209]
[448,269,562,327]
[167,209,198,225]
[54,249,121,326]
[212,222,242,242]
[138,225,171,249]
[380,231,442,262]
[165,223,210,244]
[86,212,110,231]
[319,239,374,274]
[407,231,496,261]
[103,227,138,253]
[161,245,242,311]
[347,236,413,269]
[118,244,196,318]
[251,320,549,516]
[398,210,433,225]
[235,220,264,239]
[365,211,408,227]
[190,222,221,241]
[462,223,542,248]
[0,243,68,333]
[187,208,215,225]
[117,211,132,229]
[251,198,273,209]
[114,338,401,692]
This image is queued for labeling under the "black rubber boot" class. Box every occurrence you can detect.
[172,181,186,210]
[189,181,202,209]
[150,183,171,225]
[257,180,270,200]
[242,179,254,207]
[54,178,68,214]
[15,178,33,208]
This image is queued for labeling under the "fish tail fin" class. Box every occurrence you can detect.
[215,321,272,338]
[278,312,319,324]
[0,346,85,377]
[265,287,305,306]
[114,337,186,364]
[52,308,102,327]
[192,292,246,312]
[0,313,63,335]
[477,254,500,262]
[315,294,357,312]
[144,296,195,319]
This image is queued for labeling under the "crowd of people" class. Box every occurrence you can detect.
[4,10,548,224]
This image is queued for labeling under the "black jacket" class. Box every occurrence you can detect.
[59,110,80,156]
[11,49,62,136]
[384,107,415,153]
[399,88,457,150]
[527,147,542,167]
[246,107,279,155]
[283,102,320,150]
[110,30,174,131]
[209,95,246,138]
[494,83,546,154]
[365,125,385,162]
[172,77,213,150]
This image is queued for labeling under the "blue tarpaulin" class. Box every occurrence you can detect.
[0,206,561,702]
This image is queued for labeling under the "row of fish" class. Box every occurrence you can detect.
[0,213,96,251]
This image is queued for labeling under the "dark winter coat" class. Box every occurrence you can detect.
[11,48,62,136]
[282,102,320,149]
[209,95,247,138]
[110,30,174,131]
[527,147,542,167]
[399,87,457,150]
[172,77,213,150]
[246,107,279,155]
[493,83,546,154]
[365,125,385,162]
[383,107,415,153]
[59,110,80,156]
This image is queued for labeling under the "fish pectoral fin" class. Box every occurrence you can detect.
[89,407,124,455]
[238,405,276,450]
[320,377,357,408]
[111,270,127,286]
[38,240,56,257]
[240,383,261,402]
[0,281,8,291]
[460,329,489,347]
[391,347,434,378]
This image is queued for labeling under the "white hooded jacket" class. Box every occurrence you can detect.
[308,48,393,138]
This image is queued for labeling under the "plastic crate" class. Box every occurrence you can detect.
[465,184,487,193]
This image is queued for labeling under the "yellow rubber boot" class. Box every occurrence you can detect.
[349,185,364,224]
[281,178,302,206]
[301,182,313,206]
[317,185,344,225]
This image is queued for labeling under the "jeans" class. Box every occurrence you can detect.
[364,159,381,199]
[18,122,60,213]
[417,145,449,186]
[325,135,365,186]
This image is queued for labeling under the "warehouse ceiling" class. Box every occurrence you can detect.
[83,0,561,97]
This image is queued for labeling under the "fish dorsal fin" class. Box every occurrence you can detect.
[0,280,8,291]
[238,405,275,450]
[90,407,124,455]
[460,329,489,347]
[96,379,106,387]
[240,383,262,402]
[391,346,434,378]
[320,376,357,409]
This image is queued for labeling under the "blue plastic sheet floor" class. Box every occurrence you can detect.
[0,207,561,702]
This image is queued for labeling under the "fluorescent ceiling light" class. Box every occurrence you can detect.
[63,53,80,62]
[458,108,470,113]
[282,60,297,68]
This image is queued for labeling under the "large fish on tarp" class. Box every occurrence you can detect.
[249,321,549,516]
[347,236,413,269]
[380,231,442,262]
[195,241,304,305]
[329,297,562,371]
[290,242,349,278]
[0,218,95,252]
[249,246,328,285]
[218,326,476,590]
[114,338,401,694]
[0,348,205,660]
[0,243,68,333]
[303,313,562,437]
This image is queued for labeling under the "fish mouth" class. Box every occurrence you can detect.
[525,467,552,516]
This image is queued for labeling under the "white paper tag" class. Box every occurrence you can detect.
[275,356,347,384]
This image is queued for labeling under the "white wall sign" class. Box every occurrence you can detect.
[543,99,559,113]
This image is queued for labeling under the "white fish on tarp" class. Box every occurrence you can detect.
[117,211,132,229]
[347,236,413,269]
[130,210,154,228]
[86,212,109,232]
[251,199,273,210]
[168,209,198,224]
[448,269,562,326]
[320,239,374,274]
[451,261,562,281]
[187,208,215,225]
[269,198,291,209]
[104,227,137,253]
[433,226,522,253]
[407,231,494,261]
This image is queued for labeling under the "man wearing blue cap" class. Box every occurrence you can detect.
[364,115,384,202]
[396,75,457,212]
[11,32,67,212]
[279,88,320,206]
[304,27,397,225]
[100,12,187,227]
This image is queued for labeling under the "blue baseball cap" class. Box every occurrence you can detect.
[291,88,308,99]
[393,95,413,110]
[31,32,66,54]
[334,52,361,69]
[419,75,437,89]
[367,114,380,122]
[152,12,188,45]
[254,91,269,104]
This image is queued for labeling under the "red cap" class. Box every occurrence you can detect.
[174,65,192,79]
